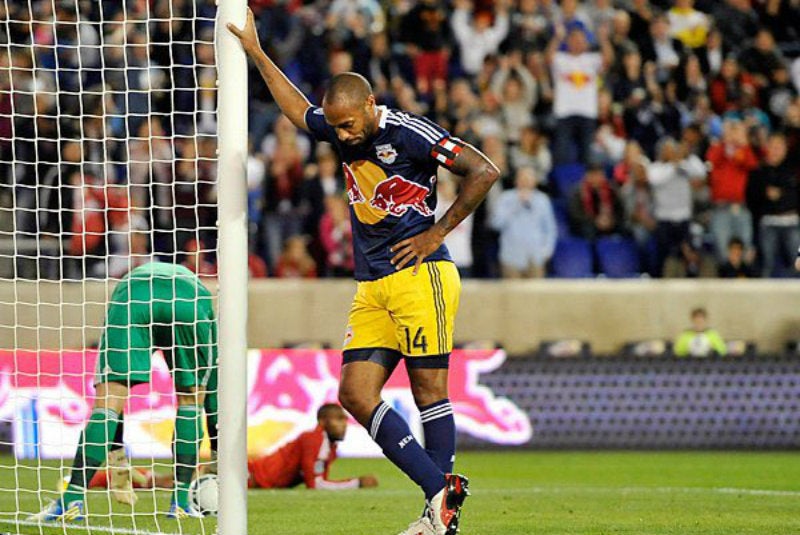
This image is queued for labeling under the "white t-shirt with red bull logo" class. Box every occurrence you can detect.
[551,51,603,119]
[305,105,457,281]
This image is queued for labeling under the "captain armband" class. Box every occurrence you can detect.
[430,137,466,170]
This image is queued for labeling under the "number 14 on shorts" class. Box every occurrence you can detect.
[404,327,428,354]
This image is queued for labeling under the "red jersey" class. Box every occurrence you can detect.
[247,425,359,490]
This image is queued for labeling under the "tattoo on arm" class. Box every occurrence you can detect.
[433,142,500,236]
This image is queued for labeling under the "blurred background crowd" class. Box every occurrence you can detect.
[3,0,800,280]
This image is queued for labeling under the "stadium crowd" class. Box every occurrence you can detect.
[3,0,800,279]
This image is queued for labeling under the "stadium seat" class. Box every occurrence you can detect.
[550,163,586,197]
[620,340,673,358]
[595,236,640,278]
[551,199,572,238]
[725,340,756,358]
[538,340,592,359]
[550,238,593,278]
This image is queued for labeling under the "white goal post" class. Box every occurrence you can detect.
[215,1,249,535]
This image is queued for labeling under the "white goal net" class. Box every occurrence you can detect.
[0,0,224,533]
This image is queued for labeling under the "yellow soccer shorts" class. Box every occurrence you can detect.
[342,260,460,369]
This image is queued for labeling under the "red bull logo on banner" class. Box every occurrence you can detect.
[342,160,435,224]
[0,349,532,459]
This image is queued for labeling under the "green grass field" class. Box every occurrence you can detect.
[2,451,800,535]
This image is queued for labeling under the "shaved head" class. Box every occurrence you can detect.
[323,72,373,108]
[321,72,379,146]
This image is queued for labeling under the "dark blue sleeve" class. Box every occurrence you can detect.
[399,112,450,165]
[304,106,335,143]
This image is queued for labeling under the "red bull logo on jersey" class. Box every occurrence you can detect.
[343,163,365,205]
[343,160,434,223]
[370,175,433,217]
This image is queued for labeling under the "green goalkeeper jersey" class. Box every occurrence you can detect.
[95,262,218,388]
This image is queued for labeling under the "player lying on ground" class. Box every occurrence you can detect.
[230,9,499,535]
[30,262,218,521]
[90,404,377,492]
[246,403,377,489]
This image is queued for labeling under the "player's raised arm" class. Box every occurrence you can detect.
[227,8,312,131]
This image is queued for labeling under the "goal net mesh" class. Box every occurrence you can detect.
[0,0,219,532]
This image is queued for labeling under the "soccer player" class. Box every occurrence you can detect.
[88,404,376,492]
[247,403,377,490]
[230,10,500,535]
[30,262,218,521]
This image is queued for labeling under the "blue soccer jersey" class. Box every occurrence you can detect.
[305,105,463,281]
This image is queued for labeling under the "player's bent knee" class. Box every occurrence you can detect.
[337,387,374,425]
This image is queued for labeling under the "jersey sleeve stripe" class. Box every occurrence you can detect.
[385,117,439,145]
[386,110,445,142]
[403,115,444,140]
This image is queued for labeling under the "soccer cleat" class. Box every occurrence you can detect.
[108,449,138,505]
[426,473,470,535]
[27,498,85,523]
[397,516,437,535]
[166,502,204,519]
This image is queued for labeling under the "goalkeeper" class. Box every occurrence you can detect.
[30,262,218,521]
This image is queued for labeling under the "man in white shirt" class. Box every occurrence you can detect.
[646,137,707,277]
[451,0,510,76]
[547,25,613,165]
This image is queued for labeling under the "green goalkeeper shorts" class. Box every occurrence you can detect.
[95,263,218,390]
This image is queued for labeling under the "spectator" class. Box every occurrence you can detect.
[703,29,726,77]
[299,146,344,241]
[490,167,556,279]
[617,142,656,268]
[435,173,474,277]
[319,195,354,277]
[747,133,800,277]
[399,0,450,94]
[710,56,756,115]
[718,237,757,279]
[674,307,727,358]
[261,115,309,266]
[607,9,637,76]
[712,1,758,56]
[705,119,760,261]
[738,29,785,95]
[612,49,646,104]
[276,235,318,278]
[451,0,510,77]
[510,125,553,180]
[505,0,551,54]
[547,25,613,165]
[568,164,624,240]
[646,137,707,277]
[639,14,682,82]
[667,0,709,53]
[490,51,537,143]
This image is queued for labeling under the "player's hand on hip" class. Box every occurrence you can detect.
[227,8,260,54]
[390,228,445,275]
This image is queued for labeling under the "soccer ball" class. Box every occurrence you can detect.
[189,474,219,517]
